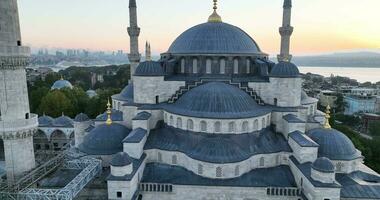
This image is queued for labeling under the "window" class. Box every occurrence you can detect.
[246,59,251,73]
[233,59,239,74]
[228,122,236,132]
[234,166,240,176]
[260,157,265,167]
[158,152,162,162]
[200,121,207,132]
[181,58,185,73]
[172,155,177,164]
[198,164,203,175]
[214,121,221,133]
[267,115,270,126]
[25,113,29,119]
[254,119,259,130]
[274,98,278,106]
[176,118,182,128]
[117,192,122,198]
[192,59,198,73]
[242,121,249,132]
[220,59,226,74]
[187,119,194,130]
[155,96,159,104]
[206,59,212,74]
[169,116,174,126]
[36,144,41,150]
[216,167,222,177]
[262,118,266,129]
[17,40,21,46]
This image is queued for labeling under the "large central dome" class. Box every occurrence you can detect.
[167,22,262,55]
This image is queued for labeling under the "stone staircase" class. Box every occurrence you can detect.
[167,78,265,105]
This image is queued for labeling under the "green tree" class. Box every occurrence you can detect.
[60,87,89,115]
[369,121,380,137]
[29,86,50,114]
[37,90,75,117]
[85,88,121,118]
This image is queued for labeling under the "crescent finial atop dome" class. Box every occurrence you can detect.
[208,0,222,23]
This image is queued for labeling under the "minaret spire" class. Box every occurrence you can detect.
[145,41,152,61]
[128,0,141,80]
[208,0,222,23]
[277,0,294,62]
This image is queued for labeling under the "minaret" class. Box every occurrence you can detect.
[145,42,151,61]
[128,0,141,80]
[277,0,294,62]
[0,0,37,184]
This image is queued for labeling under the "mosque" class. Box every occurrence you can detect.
[1,0,380,200]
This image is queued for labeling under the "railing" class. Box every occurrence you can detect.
[0,114,38,133]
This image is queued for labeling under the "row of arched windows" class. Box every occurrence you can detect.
[165,113,271,133]
[179,58,253,75]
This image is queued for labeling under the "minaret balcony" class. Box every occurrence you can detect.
[127,27,141,36]
[279,26,294,36]
[0,45,30,57]
[0,113,38,134]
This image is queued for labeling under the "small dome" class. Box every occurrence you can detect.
[166,82,269,119]
[53,115,73,127]
[307,128,362,160]
[167,22,262,55]
[79,123,131,155]
[38,115,54,126]
[112,83,134,102]
[51,79,73,90]
[86,90,97,98]
[74,113,90,122]
[110,152,132,167]
[134,61,165,76]
[270,61,300,78]
[312,157,335,173]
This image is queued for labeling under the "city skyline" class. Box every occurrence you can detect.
[19,0,380,56]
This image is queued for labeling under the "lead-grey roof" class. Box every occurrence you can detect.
[95,109,123,122]
[74,113,90,122]
[123,128,147,143]
[301,91,318,105]
[79,123,131,155]
[289,131,319,147]
[51,79,73,90]
[134,61,165,76]
[337,171,380,199]
[53,115,74,127]
[132,112,151,120]
[110,152,132,167]
[144,125,291,164]
[306,128,363,161]
[283,114,305,123]
[270,61,300,78]
[112,83,134,102]
[38,115,54,127]
[312,157,335,173]
[164,82,271,119]
[167,22,262,55]
[142,163,297,187]
[108,154,146,181]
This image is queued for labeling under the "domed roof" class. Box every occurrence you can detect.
[51,79,73,90]
[86,90,97,98]
[134,61,165,76]
[312,157,335,173]
[53,115,73,127]
[110,152,132,167]
[270,61,300,78]
[38,115,54,126]
[167,22,262,55]
[79,123,131,155]
[112,83,134,102]
[166,82,269,119]
[74,113,90,122]
[95,109,123,122]
[307,128,362,161]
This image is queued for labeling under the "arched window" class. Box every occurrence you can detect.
[274,98,278,106]
[254,119,259,131]
[158,152,162,162]
[262,118,266,129]
[187,119,194,130]
[228,122,236,132]
[118,102,121,110]
[259,157,265,167]
[246,59,251,73]
[172,155,177,164]
[169,116,174,126]
[220,59,226,74]
[336,162,343,172]
[233,59,239,74]
[198,164,203,175]
[176,118,182,128]
[164,113,168,122]
[267,115,270,126]
[235,166,240,176]
[216,167,222,178]
[181,58,185,73]
[242,121,249,132]
[309,106,314,115]
[206,59,212,74]
[200,121,207,132]
[214,121,221,133]
[192,58,198,73]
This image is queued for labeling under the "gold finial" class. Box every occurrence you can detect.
[106,99,113,125]
[323,105,332,129]
[60,75,64,80]
[208,0,222,23]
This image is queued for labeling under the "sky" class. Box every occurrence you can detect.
[18,0,380,56]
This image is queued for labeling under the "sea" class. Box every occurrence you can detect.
[298,66,380,83]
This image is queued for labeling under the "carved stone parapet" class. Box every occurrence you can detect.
[128,53,141,62]
[279,26,294,36]
[0,56,29,69]
[127,27,141,36]
[0,128,37,140]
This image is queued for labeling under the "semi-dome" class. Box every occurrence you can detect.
[270,61,300,78]
[134,61,165,76]
[79,123,131,155]
[307,128,362,161]
[167,22,262,55]
[74,113,90,122]
[51,79,73,90]
[112,83,134,102]
[165,82,270,119]
[312,157,335,173]
[110,152,132,167]
[38,115,54,126]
